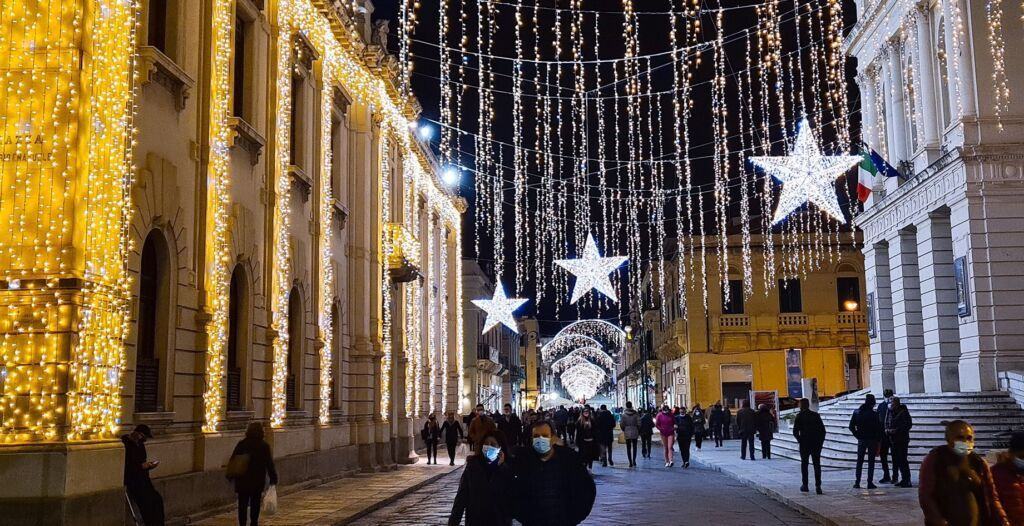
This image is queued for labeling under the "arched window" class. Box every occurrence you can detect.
[287,287,303,411]
[135,232,170,413]
[330,301,342,410]
[227,265,248,411]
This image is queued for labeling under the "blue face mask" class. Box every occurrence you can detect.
[482,445,500,462]
[532,436,552,455]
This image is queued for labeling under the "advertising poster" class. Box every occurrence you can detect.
[785,348,802,398]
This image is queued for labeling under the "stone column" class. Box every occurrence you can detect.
[941,0,977,119]
[883,39,909,165]
[445,227,460,412]
[865,241,897,393]
[890,227,925,393]
[912,4,940,150]
[857,68,880,151]
[917,210,962,392]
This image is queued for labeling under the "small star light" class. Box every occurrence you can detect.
[555,233,628,304]
[749,118,861,225]
[471,283,529,335]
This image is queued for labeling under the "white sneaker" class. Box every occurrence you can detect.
[669,461,674,467]
[664,462,669,467]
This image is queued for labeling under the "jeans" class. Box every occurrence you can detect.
[237,491,263,526]
[799,443,823,489]
[425,440,438,463]
[740,433,755,460]
[625,439,638,465]
[855,440,879,485]
[878,438,891,479]
[640,435,652,458]
[891,440,911,483]
[760,439,772,459]
[677,435,691,464]
[445,440,458,464]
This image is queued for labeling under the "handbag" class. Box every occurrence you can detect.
[262,485,278,516]
[225,453,250,479]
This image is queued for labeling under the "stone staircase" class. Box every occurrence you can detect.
[767,389,1024,468]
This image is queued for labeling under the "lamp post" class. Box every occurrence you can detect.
[844,299,860,388]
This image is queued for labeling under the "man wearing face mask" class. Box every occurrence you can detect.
[449,429,514,526]
[919,420,1009,526]
[509,421,596,526]
[496,403,523,448]
[991,432,1024,525]
[876,388,895,484]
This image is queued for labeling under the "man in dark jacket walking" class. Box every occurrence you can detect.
[596,405,616,466]
[638,410,655,458]
[793,398,827,494]
[709,404,725,447]
[736,399,757,460]
[849,393,883,489]
[497,403,523,448]
[876,388,894,483]
[885,397,913,487]
[721,401,732,440]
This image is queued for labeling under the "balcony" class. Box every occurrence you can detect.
[477,344,503,374]
[718,314,750,329]
[384,222,421,282]
[777,313,808,329]
[837,311,867,326]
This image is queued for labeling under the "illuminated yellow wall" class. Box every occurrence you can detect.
[0,0,135,442]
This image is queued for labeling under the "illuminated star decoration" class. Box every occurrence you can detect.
[471,282,529,334]
[749,118,861,225]
[555,233,628,304]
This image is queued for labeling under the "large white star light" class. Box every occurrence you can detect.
[471,283,529,334]
[555,233,628,304]
[749,118,861,225]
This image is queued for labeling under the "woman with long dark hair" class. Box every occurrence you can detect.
[226,422,278,526]
[574,408,599,471]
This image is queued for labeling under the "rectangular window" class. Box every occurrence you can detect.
[233,15,247,118]
[778,279,802,313]
[290,72,303,167]
[148,0,169,52]
[722,280,744,314]
[837,277,861,311]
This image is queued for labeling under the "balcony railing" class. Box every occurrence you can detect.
[837,312,867,326]
[719,314,750,328]
[778,313,808,328]
[383,222,420,282]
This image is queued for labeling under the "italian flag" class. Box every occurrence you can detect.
[857,149,878,203]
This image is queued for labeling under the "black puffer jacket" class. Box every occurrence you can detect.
[449,455,514,526]
[848,403,883,442]
[509,445,596,526]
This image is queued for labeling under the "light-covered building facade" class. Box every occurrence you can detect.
[849,0,1024,394]
[0,0,464,522]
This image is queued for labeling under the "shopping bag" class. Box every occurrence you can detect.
[456,441,469,457]
[225,453,250,479]
[262,485,278,516]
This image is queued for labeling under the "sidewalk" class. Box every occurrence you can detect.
[192,458,462,525]
[691,442,922,526]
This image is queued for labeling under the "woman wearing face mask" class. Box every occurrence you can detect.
[918,420,1008,526]
[509,421,596,526]
[991,432,1024,525]
[574,408,599,471]
[655,405,676,467]
[449,429,514,526]
[421,413,441,465]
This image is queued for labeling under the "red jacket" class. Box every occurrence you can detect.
[655,411,675,436]
[991,459,1024,525]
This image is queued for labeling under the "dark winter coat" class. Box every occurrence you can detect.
[755,408,774,441]
[574,421,599,462]
[848,403,883,442]
[121,435,153,489]
[228,436,279,495]
[619,409,640,440]
[449,455,515,526]
[674,413,694,440]
[919,445,1009,526]
[638,413,655,437]
[708,407,724,428]
[886,405,912,445]
[792,409,826,447]
[595,410,616,443]
[876,400,891,444]
[497,413,523,446]
[441,419,464,444]
[992,457,1024,525]
[736,407,757,437]
[691,408,706,434]
[422,420,442,443]
[509,444,596,526]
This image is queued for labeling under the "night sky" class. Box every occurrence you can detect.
[373,0,862,336]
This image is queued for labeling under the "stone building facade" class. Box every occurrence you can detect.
[0,0,463,523]
[848,0,1024,394]
[635,235,867,409]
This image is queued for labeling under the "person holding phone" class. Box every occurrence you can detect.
[122,424,165,526]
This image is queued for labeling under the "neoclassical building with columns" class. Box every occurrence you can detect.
[0,0,464,523]
[848,0,1024,395]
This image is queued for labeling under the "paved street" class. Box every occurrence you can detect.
[352,444,818,526]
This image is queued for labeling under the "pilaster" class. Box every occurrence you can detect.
[890,227,925,393]
[917,210,961,392]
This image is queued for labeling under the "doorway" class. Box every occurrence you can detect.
[845,350,862,391]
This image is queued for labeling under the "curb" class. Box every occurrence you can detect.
[694,459,870,526]
[335,466,461,525]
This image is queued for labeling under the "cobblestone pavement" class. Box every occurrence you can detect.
[351,443,819,526]
[692,442,923,526]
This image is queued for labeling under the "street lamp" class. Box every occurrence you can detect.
[844,299,860,388]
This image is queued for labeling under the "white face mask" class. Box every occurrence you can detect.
[952,441,974,456]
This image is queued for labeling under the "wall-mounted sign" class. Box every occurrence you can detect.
[866,292,877,338]
[954,256,971,318]
[785,348,803,398]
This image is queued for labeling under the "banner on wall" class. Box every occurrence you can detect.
[785,348,803,398]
